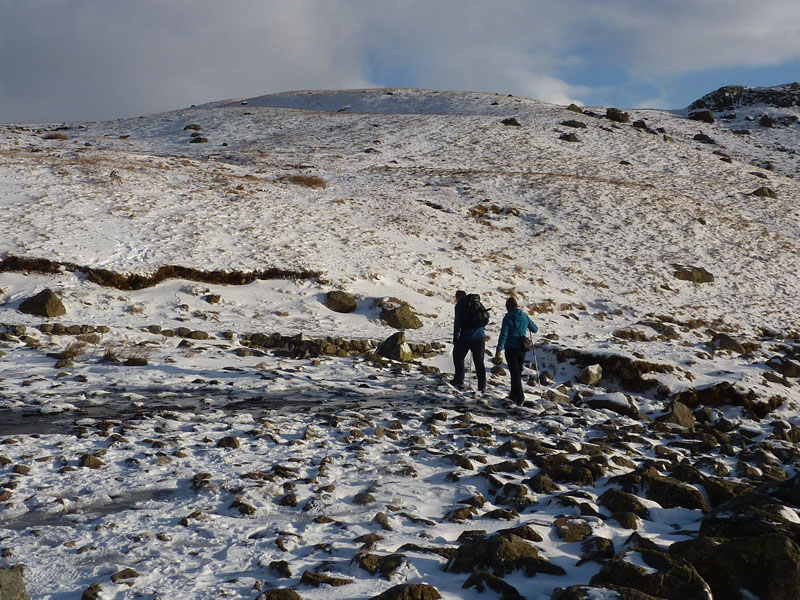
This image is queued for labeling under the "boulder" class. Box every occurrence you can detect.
[768,356,800,378]
[689,110,715,124]
[560,133,580,142]
[751,186,778,199]
[256,590,303,600]
[710,333,746,354]
[584,393,639,418]
[369,583,441,600]
[577,536,615,566]
[606,108,630,123]
[375,331,413,362]
[554,517,593,542]
[598,489,650,520]
[577,364,602,385]
[589,549,711,600]
[463,571,523,600]
[19,289,66,317]
[643,474,710,512]
[692,133,716,144]
[379,301,423,330]
[326,290,357,313]
[356,553,407,579]
[551,586,666,600]
[299,571,353,587]
[673,266,714,284]
[500,117,521,127]
[561,119,587,129]
[656,400,695,431]
[670,534,800,600]
[447,532,564,577]
[0,569,31,600]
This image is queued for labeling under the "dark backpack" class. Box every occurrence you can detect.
[463,294,489,328]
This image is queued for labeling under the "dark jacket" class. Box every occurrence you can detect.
[453,298,487,341]
[496,309,538,352]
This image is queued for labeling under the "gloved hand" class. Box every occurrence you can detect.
[492,351,503,365]
[452,337,459,346]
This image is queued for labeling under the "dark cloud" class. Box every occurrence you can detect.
[1,0,798,122]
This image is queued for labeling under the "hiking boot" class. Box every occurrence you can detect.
[449,379,464,389]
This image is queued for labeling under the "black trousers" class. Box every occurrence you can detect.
[453,337,486,391]
[505,348,527,403]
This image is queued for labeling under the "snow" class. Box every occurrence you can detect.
[0,87,799,599]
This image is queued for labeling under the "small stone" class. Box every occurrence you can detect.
[110,568,139,583]
[79,454,105,469]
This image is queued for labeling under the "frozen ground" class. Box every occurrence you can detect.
[0,86,799,599]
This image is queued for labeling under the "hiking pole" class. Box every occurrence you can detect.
[530,334,544,397]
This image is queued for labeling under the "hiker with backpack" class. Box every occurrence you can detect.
[495,296,539,404]
[451,290,488,393]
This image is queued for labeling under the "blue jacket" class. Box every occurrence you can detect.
[453,298,487,341]
[496,309,538,352]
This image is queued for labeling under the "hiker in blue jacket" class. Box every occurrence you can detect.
[495,296,538,404]
[451,289,487,392]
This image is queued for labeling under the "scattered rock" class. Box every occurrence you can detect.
[671,534,800,600]
[326,290,357,313]
[0,568,31,600]
[369,583,441,600]
[501,118,521,127]
[353,492,377,505]
[673,266,714,284]
[689,110,715,124]
[19,289,66,317]
[81,582,101,600]
[375,331,413,362]
[269,560,292,578]
[378,301,423,330]
[598,489,650,520]
[577,364,602,385]
[551,585,664,600]
[216,436,240,449]
[299,570,353,588]
[606,108,630,123]
[463,570,523,600]
[256,589,302,600]
[110,568,139,583]
[692,133,716,144]
[560,133,580,143]
[79,454,104,469]
[554,517,593,542]
[589,549,710,600]
[751,186,778,199]
[356,553,406,579]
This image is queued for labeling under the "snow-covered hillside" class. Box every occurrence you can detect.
[1,86,800,600]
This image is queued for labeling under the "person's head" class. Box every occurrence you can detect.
[455,290,466,303]
[505,296,518,312]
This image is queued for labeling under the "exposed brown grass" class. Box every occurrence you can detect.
[0,255,321,291]
[278,174,327,189]
[61,341,87,360]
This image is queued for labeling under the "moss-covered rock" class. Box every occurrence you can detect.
[670,534,800,600]
[589,549,711,600]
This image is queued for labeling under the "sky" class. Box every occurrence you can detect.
[1,0,799,123]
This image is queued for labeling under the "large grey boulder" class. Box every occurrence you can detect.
[19,289,66,317]
[0,569,31,600]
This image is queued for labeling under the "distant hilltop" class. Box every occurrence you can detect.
[689,82,800,112]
